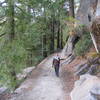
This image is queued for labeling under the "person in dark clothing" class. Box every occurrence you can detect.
[52,54,65,77]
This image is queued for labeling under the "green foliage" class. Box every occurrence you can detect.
[0,40,27,88]
[0,0,68,89]
[74,32,92,56]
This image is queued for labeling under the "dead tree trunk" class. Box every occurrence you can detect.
[90,32,99,53]
[61,35,80,57]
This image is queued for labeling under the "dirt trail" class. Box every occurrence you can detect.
[10,55,76,100]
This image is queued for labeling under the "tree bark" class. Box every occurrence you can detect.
[8,0,15,41]
[60,26,63,49]
[42,34,47,57]
[50,17,55,53]
[61,0,75,57]
[69,0,75,18]
[7,0,17,89]
[57,21,60,49]
[42,3,47,57]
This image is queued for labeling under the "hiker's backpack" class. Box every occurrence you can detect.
[53,57,60,66]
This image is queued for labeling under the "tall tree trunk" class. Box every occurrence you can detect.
[69,0,75,18]
[8,0,17,89]
[26,5,33,66]
[8,0,15,41]
[50,17,55,53]
[42,34,47,57]
[60,26,63,49]
[52,18,55,52]
[57,21,60,49]
[61,0,75,57]
[42,3,47,57]
[26,48,33,66]
[52,17,55,52]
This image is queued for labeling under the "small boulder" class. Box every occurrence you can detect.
[17,67,35,80]
[0,87,8,94]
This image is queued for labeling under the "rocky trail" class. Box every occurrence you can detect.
[8,55,78,100]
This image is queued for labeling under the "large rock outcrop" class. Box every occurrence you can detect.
[17,67,35,80]
[71,74,100,100]
[75,56,100,76]
[69,0,100,99]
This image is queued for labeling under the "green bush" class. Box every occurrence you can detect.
[74,32,92,56]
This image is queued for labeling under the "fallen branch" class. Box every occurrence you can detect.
[90,32,99,53]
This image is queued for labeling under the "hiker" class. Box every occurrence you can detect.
[52,54,64,77]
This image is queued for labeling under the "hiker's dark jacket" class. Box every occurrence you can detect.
[53,58,60,67]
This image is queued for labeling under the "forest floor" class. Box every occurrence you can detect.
[3,55,85,100]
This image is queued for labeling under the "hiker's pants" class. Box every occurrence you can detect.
[54,65,60,77]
